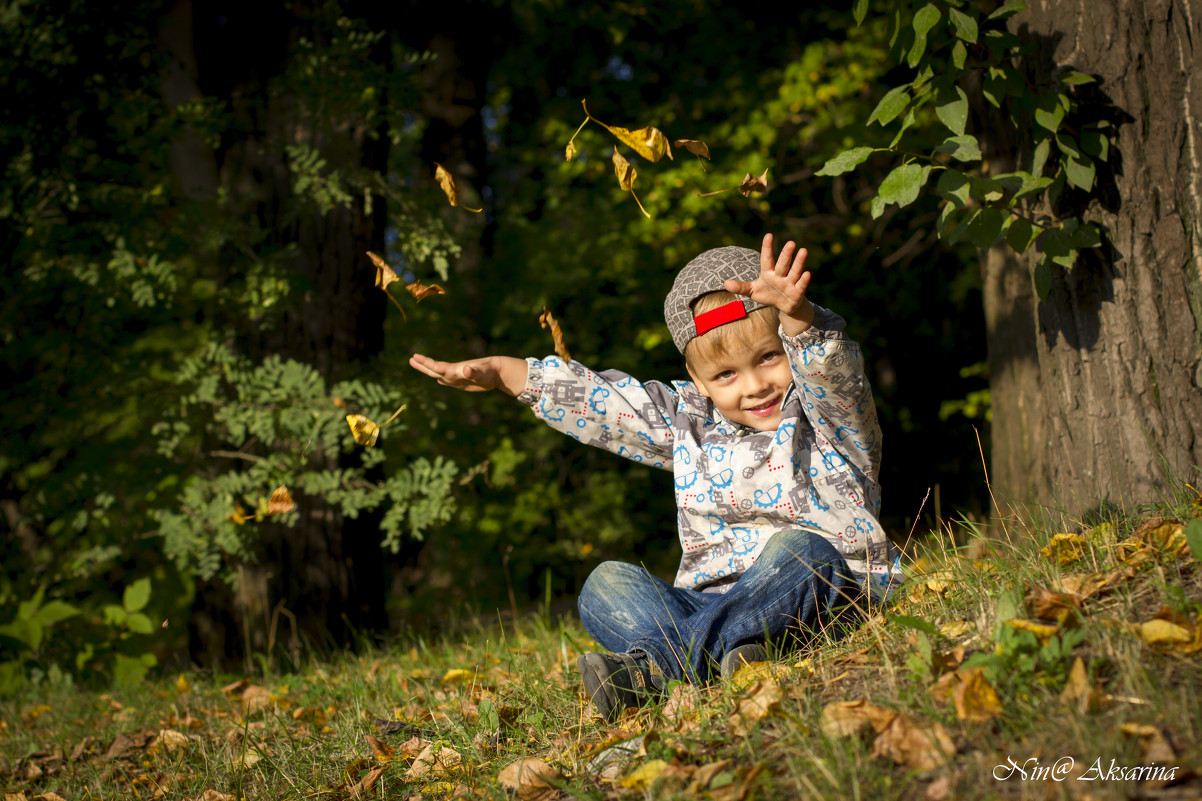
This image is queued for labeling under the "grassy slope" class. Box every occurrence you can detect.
[2,497,1201,801]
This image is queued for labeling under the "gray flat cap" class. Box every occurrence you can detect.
[663,246,767,353]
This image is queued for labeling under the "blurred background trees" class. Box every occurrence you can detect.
[10,0,1185,686]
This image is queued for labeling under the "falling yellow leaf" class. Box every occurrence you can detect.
[227,506,250,526]
[738,168,770,197]
[266,485,294,516]
[611,146,650,218]
[1041,532,1086,565]
[673,139,711,160]
[367,251,408,318]
[621,759,670,791]
[497,757,561,801]
[345,405,407,448]
[1140,618,1192,645]
[729,679,782,736]
[433,163,482,213]
[405,279,445,303]
[539,307,572,363]
[582,100,672,162]
[951,667,1003,723]
[565,139,578,162]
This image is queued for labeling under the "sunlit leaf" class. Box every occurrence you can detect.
[346,405,406,447]
[951,667,1003,722]
[611,147,650,218]
[674,139,711,160]
[1006,618,1061,645]
[266,485,294,515]
[729,679,782,736]
[870,714,954,770]
[367,251,408,318]
[405,743,461,779]
[565,139,578,162]
[441,668,477,685]
[365,734,396,763]
[621,759,670,791]
[583,100,672,162]
[1140,618,1192,645]
[739,168,769,197]
[405,279,445,302]
[539,307,572,363]
[498,757,562,801]
[1040,532,1086,565]
[433,163,482,213]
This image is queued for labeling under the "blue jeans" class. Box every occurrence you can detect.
[577,529,859,684]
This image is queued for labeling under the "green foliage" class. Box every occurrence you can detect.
[829,0,1118,299]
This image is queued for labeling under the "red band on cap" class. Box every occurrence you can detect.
[693,300,747,337]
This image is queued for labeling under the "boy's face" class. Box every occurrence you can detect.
[686,331,792,431]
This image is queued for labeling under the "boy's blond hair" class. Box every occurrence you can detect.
[684,291,781,369]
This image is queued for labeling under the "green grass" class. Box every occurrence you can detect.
[3,495,1202,801]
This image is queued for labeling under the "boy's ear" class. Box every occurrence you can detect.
[685,361,711,398]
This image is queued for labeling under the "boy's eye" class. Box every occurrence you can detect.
[715,370,734,380]
[761,351,781,364]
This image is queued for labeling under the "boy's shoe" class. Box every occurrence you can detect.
[577,651,660,722]
[719,643,769,681]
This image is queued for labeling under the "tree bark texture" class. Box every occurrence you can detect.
[985,0,1202,513]
[163,0,389,664]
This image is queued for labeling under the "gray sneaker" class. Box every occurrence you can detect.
[719,643,769,680]
[577,651,660,722]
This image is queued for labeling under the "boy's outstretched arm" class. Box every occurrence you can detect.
[723,233,816,337]
[409,353,529,397]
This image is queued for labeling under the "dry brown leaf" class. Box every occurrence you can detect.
[405,279,445,303]
[820,699,896,738]
[497,757,561,801]
[266,485,294,516]
[870,714,955,771]
[730,679,782,736]
[149,729,189,752]
[34,794,69,801]
[199,790,236,801]
[582,100,672,162]
[950,667,1002,723]
[1120,722,1177,763]
[930,645,966,675]
[739,168,770,197]
[1059,657,1105,712]
[674,139,711,160]
[434,163,482,213]
[925,774,954,801]
[611,146,651,218]
[1027,586,1081,625]
[539,307,572,363]
[367,251,408,317]
[405,743,462,779]
[351,764,387,798]
[364,734,396,763]
[662,683,702,732]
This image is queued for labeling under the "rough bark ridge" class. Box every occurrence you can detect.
[985,0,1202,514]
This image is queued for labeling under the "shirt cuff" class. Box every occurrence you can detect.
[515,357,544,406]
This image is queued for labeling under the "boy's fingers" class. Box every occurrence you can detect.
[724,278,754,296]
[787,248,809,281]
[760,232,775,272]
[775,240,796,275]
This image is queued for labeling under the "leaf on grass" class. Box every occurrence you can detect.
[820,699,895,739]
[729,679,782,736]
[405,280,445,303]
[1006,618,1061,645]
[621,759,670,791]
[1027,587,1080,626]
[583,100,672,163]
[198,791,235,801]
[148,729,189,753]
[611,147,650,218]
[728,660,790,691]
[266,485,294,516]
[1130,516,1189,556]
[441,668,478,685]
[938,620,974,639]
[497,757,561,801]
[1120,722,1177,763]
[1060,657,1104,712]
[352,764,387,798]
[739,168,769,198]
[674,139,711,160]
[662,683,702,732]
[1040,532,1087,565]
[1140,618,1192,645]
[434,163,482,213]
[405,743,461,779]
[870,713,955,770]
[364,734,396,763]
[367,251,408,318]
[539,307,572,363]
[346,405,407,448]
[950,667,1003,723]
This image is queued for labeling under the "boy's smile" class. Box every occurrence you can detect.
[686,332,792,431]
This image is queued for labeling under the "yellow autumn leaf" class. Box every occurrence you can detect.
[1006,618,1061,645]
[175,674,191,693]
[266,485,294,515]
[1140,618,1192,645]
[582,100,672,162]
[611,146,650,218]
[433,163,482,213]
[364,733,396,763]
[441,668,477,685]
[951,667,1003,723]
[565,139,578,162]
[366,251,408,318]
[1059,657,1103,712]
[539,307,572,363]
[729,679,782,736]
[405,743,461,779]
[728,660,789,692]
[1041,532,1087,565]
[405,279,445,303]
[345,405,406,448]
[938,620,974,639]
[673,138,711,160]
[621,759,670,791]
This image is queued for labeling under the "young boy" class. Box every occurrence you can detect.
[410,234,900,722]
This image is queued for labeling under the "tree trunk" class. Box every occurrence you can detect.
[984,0,1202,514]
[162,0,390,665]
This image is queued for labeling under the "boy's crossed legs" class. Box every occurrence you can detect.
[576,529,859,720]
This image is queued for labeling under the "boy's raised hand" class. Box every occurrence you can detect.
[409,353,529,397]
[723,233,815,336]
